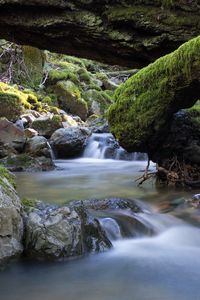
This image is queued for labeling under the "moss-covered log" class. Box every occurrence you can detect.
[108,36,200,158]
[0,1,200,67]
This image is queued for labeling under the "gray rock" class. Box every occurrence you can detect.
[23,202,111,260]
[0,169,23,265]
[1,154,54,172]
[24,205,82,259]
[25,136,51,158]
[32,115,63,138]
[50,126,91,158]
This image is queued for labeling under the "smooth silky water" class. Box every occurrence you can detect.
[1,134,200,300]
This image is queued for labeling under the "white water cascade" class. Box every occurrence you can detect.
[83,133,147,160]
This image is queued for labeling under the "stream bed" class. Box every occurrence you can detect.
[0,158,200,300]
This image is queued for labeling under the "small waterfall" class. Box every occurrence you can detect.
[83,133,147,161]
[97,204,184,241]
[47,141,55,160]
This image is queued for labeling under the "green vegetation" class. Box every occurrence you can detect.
[108,35,200,152]
[22,46,44,87]
[0,164,16,190]
[21,197,37,207]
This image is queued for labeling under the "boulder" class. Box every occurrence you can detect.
[1,154,54,172]
[0,118,25,152]
[0,93,23,122]
[55,80,88,121]
[108,36,200,158]
[23,201,111,260]
[50,127,90,158]
[0,166,23,265]
[32,114,63,138]
[25,136,51,158]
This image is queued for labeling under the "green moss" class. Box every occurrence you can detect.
[5,154,33,168]
[0,92,22,121]
[55,80,88,120]
[95,72,108,81]
[83,89,113,114]
[32,114,62,133]
[78,68,91,84]
[108,35,200,151]
[42,94,58,107]
[87,84,101,91]
[0,164,16,189]
[22,46,45,87]
[48,68,80,85]
[161,0,175,8]
[0,82,40,111]
[22,197,37,207]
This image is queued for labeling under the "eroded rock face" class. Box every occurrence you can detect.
[23,201,112,260]
[0,167,23,265]
[0,1,199,67]
[50,126,91,158]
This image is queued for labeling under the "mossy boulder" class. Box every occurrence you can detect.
[55,80,88,121]
[0,82,39,112]
[22,46,44,87]
[108,36,200,157]
[1,154,54,172]
[32,114,63,138]
[83,89,113,115]
[0,92,22,122]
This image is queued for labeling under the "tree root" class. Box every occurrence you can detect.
[135,157,200,188]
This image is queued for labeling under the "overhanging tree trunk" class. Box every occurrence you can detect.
[0,0,200,67]
[108,36,200,157]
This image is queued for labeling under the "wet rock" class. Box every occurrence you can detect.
[23,201,111,260]
[25,136,51,158]
[50,126,90,158]
[0,166,23,266]
[73,198,142,213]
[23,205,82,260]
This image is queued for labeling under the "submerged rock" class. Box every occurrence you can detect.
[0,166,23,266]
[50,126,90,158]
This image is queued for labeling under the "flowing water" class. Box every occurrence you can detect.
[1,133,200,300]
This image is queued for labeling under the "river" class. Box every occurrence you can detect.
[0,134,200,300]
